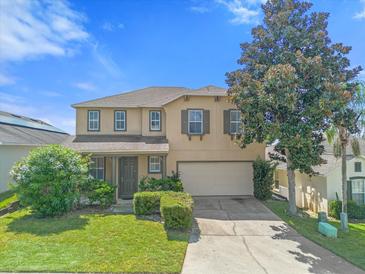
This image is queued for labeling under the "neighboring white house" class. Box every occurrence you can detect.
[268,140,365,213]
[0,111,69,193]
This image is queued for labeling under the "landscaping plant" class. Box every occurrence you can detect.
[138,176,184,192]
[253,157,276,200]
[84,179,116,208]
[10,145,89,217]
[226,0,362,215]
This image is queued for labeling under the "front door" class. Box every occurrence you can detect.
[119,157,138,199]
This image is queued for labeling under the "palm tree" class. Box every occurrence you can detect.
[326,81,364,231]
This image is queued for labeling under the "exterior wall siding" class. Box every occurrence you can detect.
[0,145,36,192]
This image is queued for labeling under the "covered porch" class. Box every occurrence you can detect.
[64,135,169,199]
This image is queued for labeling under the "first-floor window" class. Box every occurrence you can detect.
[352,178,365,205]
[90,157,105,180]
[230,110,241,134]
[188,109,203,134]
[149,156,161,173]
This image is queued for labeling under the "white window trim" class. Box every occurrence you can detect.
[90,157,105,180]
[230,110,241,134]
[351,178,365,205]
[150,111,161,131]
[188,109,203,135]
[149,156,161,173]
[115,110,126,131]
[88,110,100,131]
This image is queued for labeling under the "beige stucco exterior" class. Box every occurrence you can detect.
[275,156,365,213]
[76,107,165,136]
[73,94,265,197]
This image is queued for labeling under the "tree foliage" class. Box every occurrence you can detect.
[226,0,361,214]
[10,145,89,217]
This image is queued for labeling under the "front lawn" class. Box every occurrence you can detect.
[0,209,189,273]
[0,190,17,210]
[264,199,365,270]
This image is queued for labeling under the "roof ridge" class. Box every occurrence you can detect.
[72,86,189,107]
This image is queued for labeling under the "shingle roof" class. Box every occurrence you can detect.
[72,85,227,108]
[0,111,69,145]
[267,139,365,176]
[63,135,169,154]
[0,124,68,145]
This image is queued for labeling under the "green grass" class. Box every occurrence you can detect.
[0,209,189,273]
[264,199,365,270]
[0,190,17,210]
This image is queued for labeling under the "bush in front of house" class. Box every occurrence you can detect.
[138,176,184,192]
[84,179,116,208]
[133,191,193,230]
[10,145,89,217]
[160,192,193,230]
[253,157,276,200]
[328,199,365,219]
[133,191,162,215]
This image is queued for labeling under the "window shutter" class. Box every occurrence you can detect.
[223,110,230,134]
[203,110,210,134]
[181,110,188,134]
[347,180,352,201]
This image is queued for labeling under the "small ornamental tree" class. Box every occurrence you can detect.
[226,0,361,215]
[10,145,89,217]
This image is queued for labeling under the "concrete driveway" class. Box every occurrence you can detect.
[182,196,364,274]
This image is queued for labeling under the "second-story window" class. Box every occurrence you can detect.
[188,109,203,135]
[150,110,161,131]
[230,110,241,134]
[115,110,126,131]
[88,110,100,131]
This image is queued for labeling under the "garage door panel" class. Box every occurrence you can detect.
[178,162,253,196]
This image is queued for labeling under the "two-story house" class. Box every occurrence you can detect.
[65,85,265,199]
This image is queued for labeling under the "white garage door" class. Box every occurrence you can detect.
[178,161,253,196]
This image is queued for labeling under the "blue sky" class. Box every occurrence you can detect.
[0,0,364,134]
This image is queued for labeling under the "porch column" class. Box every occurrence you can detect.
[112,156,118,201]
[162,155,167,178]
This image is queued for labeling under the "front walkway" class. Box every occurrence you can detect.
[182,196,364,274]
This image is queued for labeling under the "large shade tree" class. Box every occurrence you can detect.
[226,0,361,215]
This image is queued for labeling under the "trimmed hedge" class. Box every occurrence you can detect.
[328,199,365,219]
[160,192,193,230]
[133,192,161,215]
[133,191,193,230]
[138,177,183,192]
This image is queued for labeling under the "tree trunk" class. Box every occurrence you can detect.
[339,127,348,213]
[286,149,297,215]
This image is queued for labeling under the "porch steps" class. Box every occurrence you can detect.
[110,199,133,214]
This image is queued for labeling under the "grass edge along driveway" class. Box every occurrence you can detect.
[264,199,365,271]
[0,209,189,273]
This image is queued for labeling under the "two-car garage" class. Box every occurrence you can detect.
[178,161,253,196]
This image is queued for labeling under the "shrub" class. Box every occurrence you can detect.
[133,192,162,215]
[328,200,342,219]
[328,199,365,219]
[160,192,193,230]
[10,145,89,217]
[84,179,116,208]
[138,176,183,192]
[253,157,276,200]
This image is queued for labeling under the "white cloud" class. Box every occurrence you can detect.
[359,71,365,81]
[0,0,89,62]
[0,73,16,85]
[92,43,122,77]
[354,0,365,19]
[216,0,265,24]
[73,82,96,91]
[101,21,125,32]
